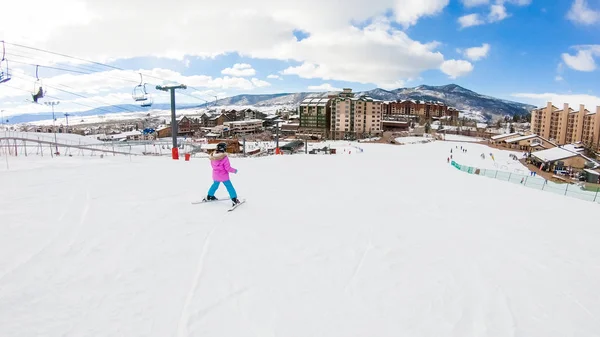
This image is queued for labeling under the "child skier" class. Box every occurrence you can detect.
[203,142,241,206]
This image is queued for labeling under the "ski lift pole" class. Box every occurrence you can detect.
[156,84,187,160]
[44,101,60,155]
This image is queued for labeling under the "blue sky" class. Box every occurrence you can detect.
[1,0,600,117]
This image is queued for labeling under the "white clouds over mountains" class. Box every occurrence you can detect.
[461,43,491,61]
[221,63,256,77]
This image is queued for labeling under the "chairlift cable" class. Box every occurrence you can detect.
[4,41,214,98]
[9,73,141,113]
[5,51,117,75]
[1,83,120,114]
[3,41,218,104]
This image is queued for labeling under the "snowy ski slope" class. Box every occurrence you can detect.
[0,141,599,337]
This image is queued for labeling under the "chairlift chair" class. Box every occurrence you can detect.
[132,73,149,102]
[0,42,11,84]
[140,94,153,107]
[31,66,45,103]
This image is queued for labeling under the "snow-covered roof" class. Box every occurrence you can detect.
[224,119,263,126]
[531,147,579,162]
[561,143,585,153]
[98,130,142,140]
[504,134,539,143]
[584,168,600,176]
[491,132,521,140]
[300,97,330,107]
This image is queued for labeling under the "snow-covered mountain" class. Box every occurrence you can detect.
[374,84,535,121]
[7,84,535,124]
[207,84,535,121]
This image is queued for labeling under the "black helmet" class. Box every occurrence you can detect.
[216,142,227,152]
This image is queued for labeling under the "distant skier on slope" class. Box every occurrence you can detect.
[203,142,241,206]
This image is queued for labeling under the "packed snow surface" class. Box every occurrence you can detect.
[1,141,599,337]
[442,134,484,142]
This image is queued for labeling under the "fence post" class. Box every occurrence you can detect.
[483,169,486,176]
[494,171,498,178]
[594,187,599,203]
[508,173,512,181]
[564,184,569,196]
[524,177,528,186]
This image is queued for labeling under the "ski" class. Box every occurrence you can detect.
[227,199,246,212]
[191,198,229,205]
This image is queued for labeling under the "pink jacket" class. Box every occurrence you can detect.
[209,152,237,182]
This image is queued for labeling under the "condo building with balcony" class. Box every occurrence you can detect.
[531,102,600,150]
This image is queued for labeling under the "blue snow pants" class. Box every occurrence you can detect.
[208,180,237,199]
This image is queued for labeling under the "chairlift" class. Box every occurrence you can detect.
[31,65,45,103]
[140,94,153,107]
[132,73,149,102]
[0,41,11,84]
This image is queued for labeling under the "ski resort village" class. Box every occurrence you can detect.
[2,0,600,335]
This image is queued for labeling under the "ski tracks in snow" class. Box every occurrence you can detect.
[176,217,223,337]
[344,222,374,293]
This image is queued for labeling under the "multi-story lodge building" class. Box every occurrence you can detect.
[531,102,600,150]
[298,88,461,139]
[330,89,383,139]
[297,95,334,138]
[381,100,459,122]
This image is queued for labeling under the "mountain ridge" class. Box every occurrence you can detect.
[7,84,535,124]
[204,83,535,121]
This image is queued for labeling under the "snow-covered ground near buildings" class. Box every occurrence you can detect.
[442,134,484,142]
[0,131,104,145]
[447,142,529,172]
[1,141,599,337]
[394,135,434,145]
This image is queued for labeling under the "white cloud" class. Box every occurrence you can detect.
[459,0,531,29]
[488,4,509,22]
[512,92,600,110]
[555,76,564,82]
[463,43,490,61]
[458,13,485,28]
[567,0,600,25]
[378,80,406,90]
[277,17,445,87]
[393,0,450,28]
[440,59,474,78]
[0,0,457,92]
[250,78,271,88]
[191,89,228,100]
[561,45,600,72]
[307,83,342,91]
[267,74,281,79]
[221,63,257,77]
